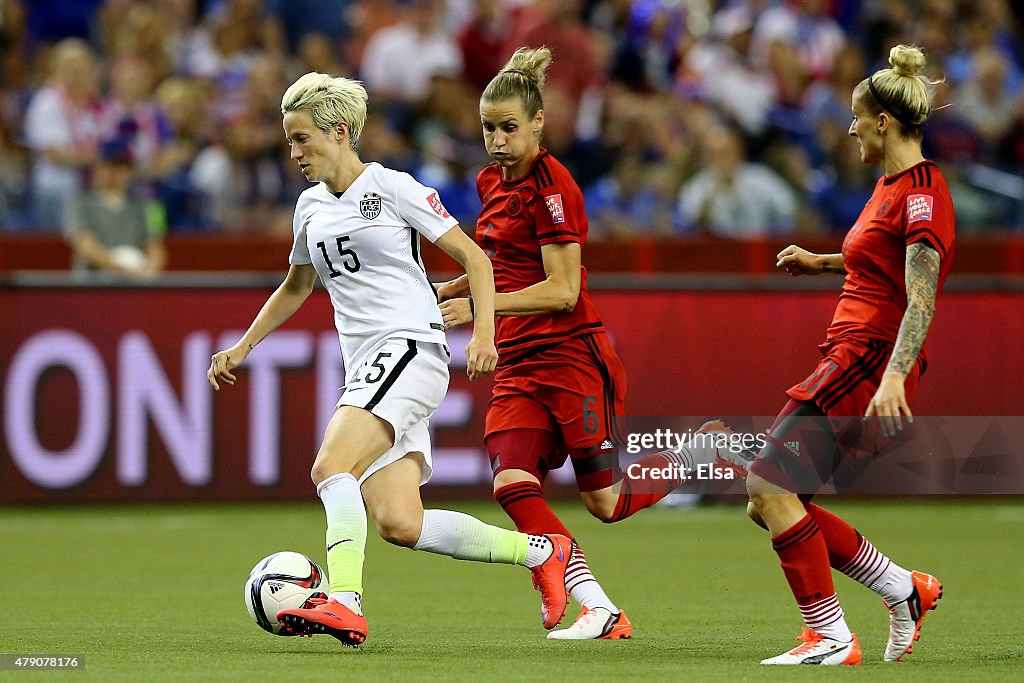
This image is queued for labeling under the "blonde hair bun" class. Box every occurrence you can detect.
[889,45,926,79]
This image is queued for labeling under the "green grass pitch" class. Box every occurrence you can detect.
[2,499,1022,681]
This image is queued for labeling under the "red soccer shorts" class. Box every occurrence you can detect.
[485,333,627,490]
[785,335,922,420]
[750,335,925,492]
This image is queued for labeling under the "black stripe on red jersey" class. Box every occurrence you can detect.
[496,321,605,351]
[364,340,417,411]
[537,230,579,241]
[499,339,568,366]
[582,334,624,445]
[883,161,937,186]
[534,158,554,188]
[499,151,552,187]
[924,164,932,187]
[905,228,947,261]
[815,341,889,413]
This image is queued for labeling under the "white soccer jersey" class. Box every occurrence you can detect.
[289,163,458,370]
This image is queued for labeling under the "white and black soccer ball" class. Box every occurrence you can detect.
[244,551,325,635]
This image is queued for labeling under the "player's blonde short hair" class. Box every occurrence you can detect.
[281,72,368,149]
[481,46,552,117]
[855,45,941,139]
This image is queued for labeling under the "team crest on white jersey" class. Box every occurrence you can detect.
[360,192,381,219]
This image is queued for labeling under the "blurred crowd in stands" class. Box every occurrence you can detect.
[1,0,1022,246]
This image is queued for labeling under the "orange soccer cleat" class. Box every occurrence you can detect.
[885,570,943,662]
[761,628,862,666]
[547,607,633,640]
[696,420,756,478]
[530,534,572,629]
[277,596,367,647]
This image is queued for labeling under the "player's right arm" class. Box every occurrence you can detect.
[776,245,846,276]
[207,264,317,390]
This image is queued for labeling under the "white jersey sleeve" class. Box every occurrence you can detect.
[289,188,316,265]
[393,172,459,243]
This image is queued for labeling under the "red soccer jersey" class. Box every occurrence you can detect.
[827,160,956,358]
[475,149,605,364]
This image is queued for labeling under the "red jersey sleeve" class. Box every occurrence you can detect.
[903,180,955,263]
[529,157,587,246]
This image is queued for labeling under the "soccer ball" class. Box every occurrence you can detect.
[244,551,326,635]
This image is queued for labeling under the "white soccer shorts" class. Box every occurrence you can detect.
[336,337,450,486]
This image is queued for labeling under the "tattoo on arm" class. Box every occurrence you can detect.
[886,242,940,376]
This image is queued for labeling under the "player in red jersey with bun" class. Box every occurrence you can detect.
[742,45,952,666]
[437,47,725,639]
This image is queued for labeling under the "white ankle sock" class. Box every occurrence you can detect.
[524,535,553,568]
[565,543,617,612]
[838,537,913,606]
[799,595,852,642]
[328,591,363,615]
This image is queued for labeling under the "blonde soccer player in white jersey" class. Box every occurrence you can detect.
[207,72,572,647]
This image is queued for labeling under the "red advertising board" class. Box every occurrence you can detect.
[2,286,1022,503]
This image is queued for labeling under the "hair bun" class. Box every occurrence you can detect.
[889,44,926,78]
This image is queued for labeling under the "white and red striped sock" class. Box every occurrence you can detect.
[838,537,913,606]
[564,543,617,612]
[799,594,852,642]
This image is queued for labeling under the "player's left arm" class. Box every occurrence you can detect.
[492,241,582,316]
[865,240,941,434]
[434,226,497,380]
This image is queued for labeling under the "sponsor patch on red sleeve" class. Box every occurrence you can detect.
[427,192,451,219]
[906,194,934,222]
[543,193,565,224]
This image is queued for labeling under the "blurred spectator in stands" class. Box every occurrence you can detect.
[682,4,776,139]
[956,46,1020,158]
[809,127,875,232]
[296,32,350,78]
[23,38,103,230]
[99,1,174,79]
[264,0,349,54]
[99,55,172,176]
[360,0,462,106]
[218,52,294,233]
[24,0,101,44]
[150,76,214,228]
[413,74,489,225]
[458,0,506,92]
[751,0,846,83]
[803,43,865,136]
[585,153,683,238]
[358,114,421,174]
[677,126,796,237]
[944,0,1022,90]
[502,0,598,126]
[64,137,166,275]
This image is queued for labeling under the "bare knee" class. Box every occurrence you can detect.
[582,491,618,524]
[746,501,768,530]
[375,514,422,548]
[310,460,332,487]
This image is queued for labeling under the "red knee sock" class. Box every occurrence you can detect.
[805,503,861,568]
[494,481,572,539]
[610,451,682,522]
[772,513,847,635]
